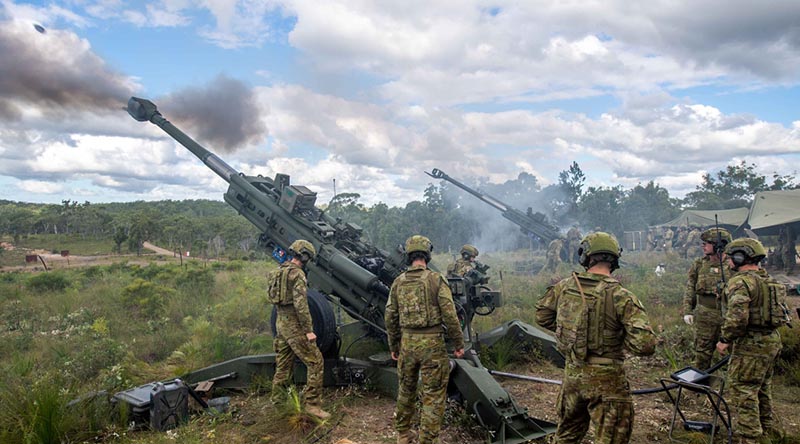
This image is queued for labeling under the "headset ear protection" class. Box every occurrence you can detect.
[578,241,590,267]
[731,251,747,266]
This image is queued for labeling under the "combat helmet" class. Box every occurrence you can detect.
[289,239,316,260]
[460,244,479,258]
[578,232,622,270]
[700,228,732,252]
[405,235,433,264]
[725,237,767,267]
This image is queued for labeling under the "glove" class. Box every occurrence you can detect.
[683,315,694,325]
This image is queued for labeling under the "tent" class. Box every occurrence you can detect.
[744,189,800,235]
[654,208,750,229]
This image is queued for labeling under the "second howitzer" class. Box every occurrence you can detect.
[427,168,561,244]
[127,97,556,443]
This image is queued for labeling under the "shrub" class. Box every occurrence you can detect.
[175,268,215,294]
[776,325,800,386]
[27,272,71,292]
[121,278,175,319]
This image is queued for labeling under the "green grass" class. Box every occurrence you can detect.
[0,242,797,443]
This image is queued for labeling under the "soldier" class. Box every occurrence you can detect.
[675,226,689,255]
[385,235,465,444]
[269,239,330,419]
[682,228,732,370]
[566,225,582,264]
[645,228,656,252]
[535,232,657,444]
[447,244,479,277]
[663,227,675,252]
[684,226,703,258]
[716,238,786,444]
[781,225,797,275]
[542,237,566,274]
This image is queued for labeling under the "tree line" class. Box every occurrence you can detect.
[0,161,796,256]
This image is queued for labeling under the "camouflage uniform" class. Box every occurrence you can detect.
[684,228,703,258]
[566,227,582,263]
[385,264,465,444]
[270,261,324,406]
[663,228,674,252]
[720,269,782,442]
[536,271,657,444]
[781,225,797,275]
[682,255,731,369]
[675,227,689,255]
[543,238,565,273]
[447,258,475,277]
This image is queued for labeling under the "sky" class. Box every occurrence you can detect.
[1,0,799,209]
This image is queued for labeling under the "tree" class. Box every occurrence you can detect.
[577,186,626,237]
[683,161,796,209]
[556,161,586,222]
[127,211,161,255]
[622,182,680,230]
[112,225,128,254]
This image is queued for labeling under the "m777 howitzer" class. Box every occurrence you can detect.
[123,97,559,443]
[426,168,561,244]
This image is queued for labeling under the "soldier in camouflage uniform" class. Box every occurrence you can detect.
[536,232,657,444]
[682,228,732,370]
[663,227,674,252]
[781,225,797,275]
[542,237,566,274]
[447,244,479,277]
[716,238,785,444]
[566,225,582,263]
[385,235,465,444]
[674,226,689,255]
[269,239,330,419]
[684,226,703,258]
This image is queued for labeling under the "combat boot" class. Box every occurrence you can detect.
[305,404,330,419]
[397,429,417,444]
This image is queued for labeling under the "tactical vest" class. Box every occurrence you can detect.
[395,268,443,329]
[695,258,726,295]
[266,265,294,306]
[743,272,791,329]
[555,273,624,363]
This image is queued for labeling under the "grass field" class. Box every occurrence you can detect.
[0,240,798,443]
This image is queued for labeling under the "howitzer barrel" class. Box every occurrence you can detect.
[127,97,238,182]
[427,167,560,242]
[427,168,508,212]
[127,96,391,331]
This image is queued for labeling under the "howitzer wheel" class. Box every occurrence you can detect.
[270,289,337,356]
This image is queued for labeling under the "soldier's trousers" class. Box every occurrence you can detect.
[783,247,796,274]
[693,304,723,370]
[271,334,324,405]
[395,333,450,444]
[555,363,634,444]
[728,330,781,439]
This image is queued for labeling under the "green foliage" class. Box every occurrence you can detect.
[776,326,800,386]
[121,278,175,318]
[0,376,110,444]
[683,160,796,209]
[175,267,215,294]
[26,272,71,292]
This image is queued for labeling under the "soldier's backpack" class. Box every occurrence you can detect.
[396,269,443,329]
[554,273,622,363]
[266,266,292,306]
[753,275,791,329]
